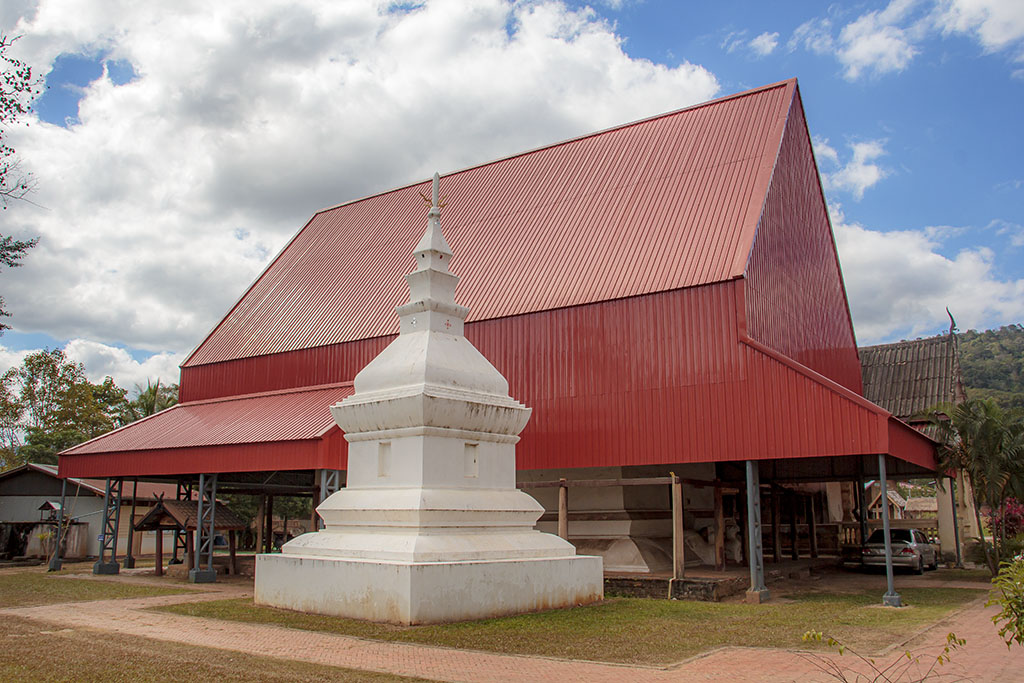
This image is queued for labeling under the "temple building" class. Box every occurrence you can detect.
[59,79,937,593]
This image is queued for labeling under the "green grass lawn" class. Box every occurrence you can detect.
[0,615,428,682]
[0,570,191,607]
[156,588,982,665]
[936,568,994,582]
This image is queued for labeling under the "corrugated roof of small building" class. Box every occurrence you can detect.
[859,334,965,420]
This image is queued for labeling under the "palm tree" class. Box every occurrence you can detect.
[933,399,1024,573]
[122,379,179,423]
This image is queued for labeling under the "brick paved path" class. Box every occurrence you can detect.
[5,580,1022,682]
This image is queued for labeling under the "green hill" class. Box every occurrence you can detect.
[958,324,1024,412]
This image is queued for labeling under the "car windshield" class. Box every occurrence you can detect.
[866,529,912,544]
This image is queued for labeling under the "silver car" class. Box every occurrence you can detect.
[861,528,939,574]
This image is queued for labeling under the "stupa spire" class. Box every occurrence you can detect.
[413,172,453,270]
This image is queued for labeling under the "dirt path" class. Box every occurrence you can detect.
[4,579,1021,682]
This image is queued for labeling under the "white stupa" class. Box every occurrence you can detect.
[254,173,603,625]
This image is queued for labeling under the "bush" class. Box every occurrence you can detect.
[990,498,1024,539]
[988,554,1024,649]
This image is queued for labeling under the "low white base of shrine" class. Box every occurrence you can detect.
[254,553,603,625]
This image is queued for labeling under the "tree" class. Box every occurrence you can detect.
[932,398,1024,573]
[1,34,43,208]
[0,349,123,468]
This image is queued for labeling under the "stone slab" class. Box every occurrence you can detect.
[255,553,603,625]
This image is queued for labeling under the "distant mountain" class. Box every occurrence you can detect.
[958,324,1024,412]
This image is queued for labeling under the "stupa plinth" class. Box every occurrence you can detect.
[254,173,603,624]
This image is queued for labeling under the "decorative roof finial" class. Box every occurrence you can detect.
[419,171,446,212]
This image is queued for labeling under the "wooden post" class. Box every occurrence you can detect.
[771,486,782,563]
[185,529,194,570]
[229,530,238,575]
[310,478,321,531]
[789,493,800,561]
[255,495,265,554]
[265,496,275,552]
[807,495,819,558]
[124,479,139,569]
[714,484,725,571]
[155,529,163,577]
[671,473,685,580]
[557,479,568,540]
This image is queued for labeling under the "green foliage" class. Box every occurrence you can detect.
[120,378,178,422]
[988,554,1024,649]
[959,325,1024,412]
[931,398,1024,572]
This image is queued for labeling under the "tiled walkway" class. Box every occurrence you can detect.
[5,578,1022,682]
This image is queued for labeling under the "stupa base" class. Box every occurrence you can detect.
[254,553,603,625]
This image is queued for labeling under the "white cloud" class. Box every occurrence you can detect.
[992,219,1024,247]
[816,138,889,200]
[788,17,835,54]
[934,0,1024,57]
[63,339,184,389]
[833,206,1024,343]
[1,0,719,358]
[789,0,1024,79]
[721,29,748,53]
[0,339,184,394]
[836,0,920,79]
[748,31,779,57]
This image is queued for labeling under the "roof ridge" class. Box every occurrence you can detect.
[311,78,797,217]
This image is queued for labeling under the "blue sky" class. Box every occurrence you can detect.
[1,0,1022,390]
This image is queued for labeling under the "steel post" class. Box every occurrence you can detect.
[189,473,218,583]
[93,478,121,575]
[745,460,768,603]
[878,454,901,607]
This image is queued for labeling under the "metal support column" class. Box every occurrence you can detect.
[316,469,341,530]
[878,454,901,607]
[189,473,218,583]
[170,480,192,565]
[48,477,67,572]
[745,461,769,603]
[949,477,964,568]
[123,479,138,569]
[856,471,869,544]
[93,478,122,574]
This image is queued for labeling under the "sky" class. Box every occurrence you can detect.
[0,0,1021,393]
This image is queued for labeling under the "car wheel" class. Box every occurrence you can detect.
[915,556,924,575]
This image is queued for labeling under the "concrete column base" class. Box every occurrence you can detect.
[188,568,217,583]
[745,588,770,604]
[92,561,119,575]
[255,553,603,625]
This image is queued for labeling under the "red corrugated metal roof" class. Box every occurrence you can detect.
[63,383,352,455]
[184,79,795,367]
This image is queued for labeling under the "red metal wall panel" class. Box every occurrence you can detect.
[68,280,933,478]
[742,90,863,392]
